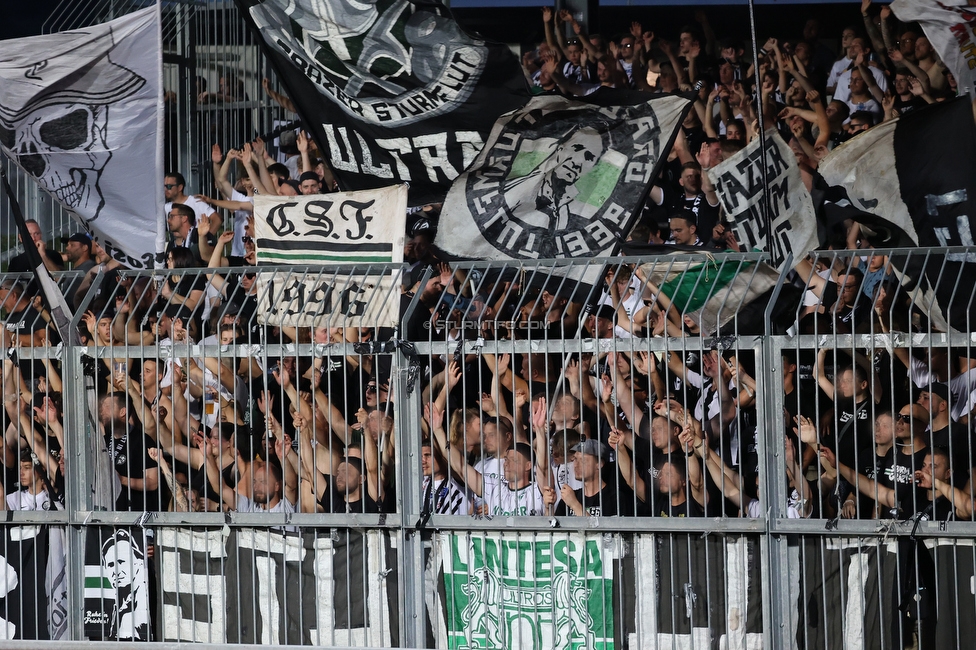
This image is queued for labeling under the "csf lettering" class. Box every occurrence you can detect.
[302,199,376,240]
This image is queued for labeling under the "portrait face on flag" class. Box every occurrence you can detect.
[440,93,690,261]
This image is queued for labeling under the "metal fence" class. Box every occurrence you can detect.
[0,249,972,647]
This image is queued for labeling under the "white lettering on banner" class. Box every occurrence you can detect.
[708,131,818,271]
[438,94,692,262]
[325,125,484,182]
[270,36,487,127]
[926,190,976,262]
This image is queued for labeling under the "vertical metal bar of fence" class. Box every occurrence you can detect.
[396,335,428,648]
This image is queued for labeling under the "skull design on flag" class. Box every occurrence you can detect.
[0,34,146,223]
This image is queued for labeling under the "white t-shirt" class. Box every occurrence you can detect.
[7,489,51,541]
[833,65,888,104]
[472,456,504,510]
[237,494,297,532]
[482,475,546,517]
[827,56,853,90]
[165,195,214,224]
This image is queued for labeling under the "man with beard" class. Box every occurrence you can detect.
[100,393,162,512]
[551,439,633,516]
[210,459,297,531]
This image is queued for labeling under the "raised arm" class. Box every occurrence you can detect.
[427,402,484,497]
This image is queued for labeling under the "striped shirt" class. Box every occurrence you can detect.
[422,476,470,515]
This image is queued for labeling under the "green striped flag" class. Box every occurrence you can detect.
[638,254,780,336]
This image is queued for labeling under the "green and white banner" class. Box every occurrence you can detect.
[440,532,615,650]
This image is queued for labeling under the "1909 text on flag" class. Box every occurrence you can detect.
[0,6,164,269]
[236,0,529,205]
[706,131,818,271]
[437,92,691,262]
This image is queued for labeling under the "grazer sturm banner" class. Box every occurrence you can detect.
[254,185,406,328]
[440,532,615,650]
[891,0,976,96]
[0,6,165,268]
[437,92,691,261]
[706,130,818,271]
[237,0,529,205]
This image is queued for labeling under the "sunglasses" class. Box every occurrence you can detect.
[164,184,177,190]
[896,414,922,424]
[366,384,377,393]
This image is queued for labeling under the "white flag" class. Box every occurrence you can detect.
[891,0,976,96]
[253,185,407,328]
[0,6,164,268]
[706,130,819,271]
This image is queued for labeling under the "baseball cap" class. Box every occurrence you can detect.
[62,233,93,250]
[572,439,610,460]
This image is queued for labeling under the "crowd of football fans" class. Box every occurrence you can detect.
[0,2,971,532]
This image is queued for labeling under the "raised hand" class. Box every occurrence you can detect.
[888,47,904,63]
[630,22,643,39]
[541,7,553,23]
[211,143,223,164]
[558,8,573,22]
[252,137,266,157]
[531,398,549,431]
[446,361,462,391]
[296,130,309,154]
[793,415,817,445]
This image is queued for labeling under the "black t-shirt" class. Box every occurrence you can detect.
[555,479,634,517]
[7,248,64,273]
[884,446,930,518]
[653,492,706,518]
[319,478,379,514]
[107,427,164,512]
[851,448,893,518]
[830,396,873,467]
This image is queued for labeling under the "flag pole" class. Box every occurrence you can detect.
[746,0,773,247]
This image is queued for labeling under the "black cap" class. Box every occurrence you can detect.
[62,232,93,250]
[299,171,320,184]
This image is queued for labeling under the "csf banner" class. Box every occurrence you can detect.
[706,130,818,271]
[891,0,976,96]
[235,0,528,205]
[253,185,406,329]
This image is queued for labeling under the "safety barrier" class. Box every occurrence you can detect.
[0,248,971,648]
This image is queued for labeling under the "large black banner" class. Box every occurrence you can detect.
[236,0,529,205]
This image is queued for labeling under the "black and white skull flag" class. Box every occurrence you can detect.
[437,92,691,262]
[237,0,529,206]
[706,131,818,271]
[0,6,164,269]
[891,0,976,96]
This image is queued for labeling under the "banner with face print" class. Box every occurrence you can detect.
[0,6,165,268]
[237,0,529,206]
[437,92,691,261]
